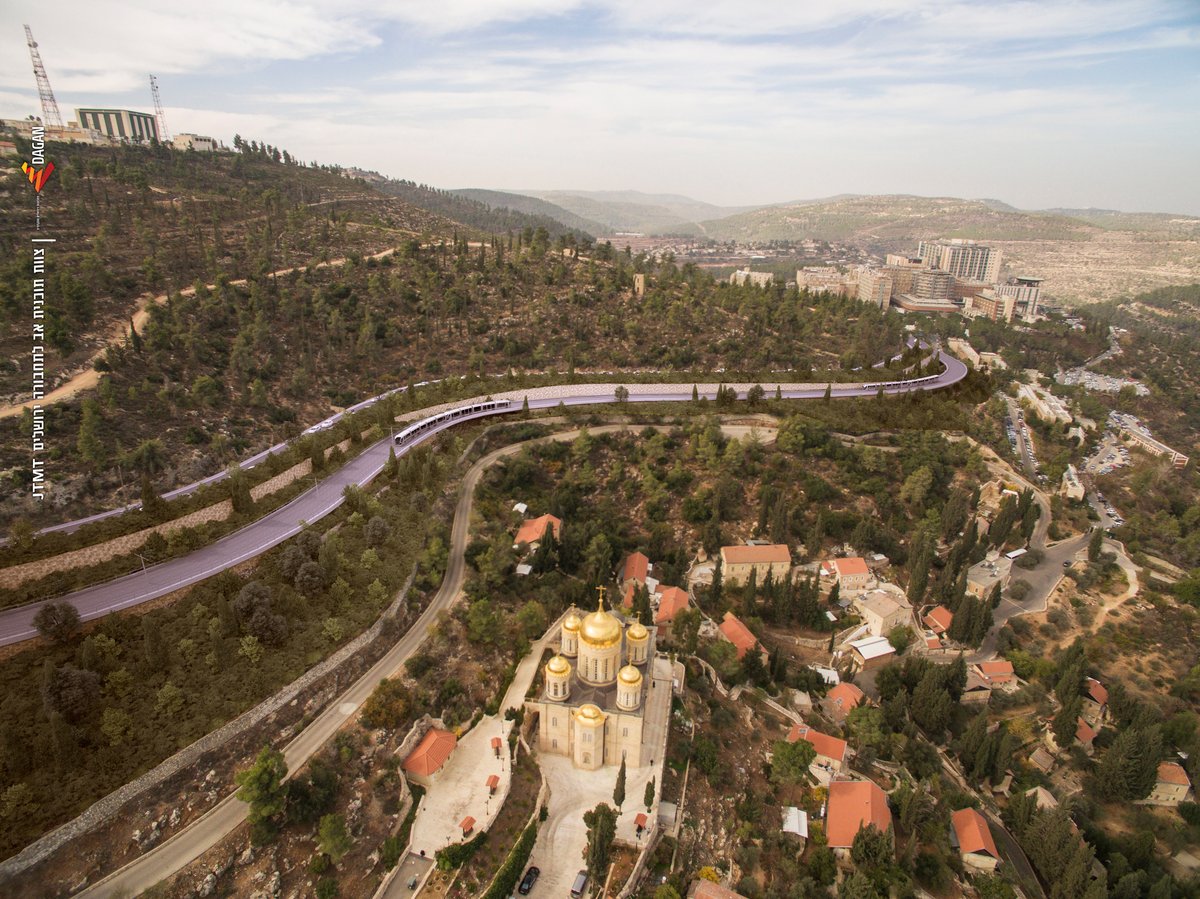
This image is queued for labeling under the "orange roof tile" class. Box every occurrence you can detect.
[826,780,892,848]
[925,636,942,650]
[486,774,499,788]
[787,724,847,764]
[656,586,689,624]
[622,551,650,583]
[514,513,561,546]
[402,728,457,777]
[718,611,758,659]
[825,683,865,719]
[951,808,999,859]
[721,544,791,565]
[978,660,1015,684]
[460,816,476,831]
[924,606,953,634]
[832,557,869,577]
[1076,717,1097,745]
[1159,762,1191,787]
[1086,677,1108,706]
[635,812,648,828]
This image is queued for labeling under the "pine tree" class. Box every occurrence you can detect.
[1088,527,1104,563]
[236,746,289,845]
[644,777,655,810]
[1053,694,1082,750]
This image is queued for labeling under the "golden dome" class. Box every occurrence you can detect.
[562,612,582,632]
[574,703,605,724]
[580,607,622,647]
[618,664,643,686]
[627,621,649,642]
[546,654,570,676]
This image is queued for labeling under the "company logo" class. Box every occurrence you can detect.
[21,161,54,193]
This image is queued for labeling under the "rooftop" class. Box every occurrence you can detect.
[787,724,848,764]
[402,728,457,777]
[721,544,791,566]
[848,635,895,661]
[924,606,953,633]
[951,808,999,859]
[718,611,759,659]
[1159,762,1191,787]
[826,780,892,848]
[831,557,869,577]
[977,660,1015,684]
[622,551,650,584]
[656,586,689,624]
[514,513,562,547]
[826,683,865,715]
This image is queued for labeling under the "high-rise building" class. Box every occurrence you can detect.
[918,239,1002,283]
[995,277,1043,320]
[75,108,159,143]
[912,270,954,302]
[855,269,892,309]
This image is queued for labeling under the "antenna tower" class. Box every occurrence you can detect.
[24,25,63,128]
[149,74,170,142]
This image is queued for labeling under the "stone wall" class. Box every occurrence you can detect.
[0,564,419,885]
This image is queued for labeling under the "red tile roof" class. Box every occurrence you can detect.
[978,660,1015,685]
[952,808,999,859]
[832,557,869,577]
[826,780,892,848]
[924,606,953,634]
[486,774,499,789]
[622,551,650,583]
[925,636,942,650]
[787,724,847,764]
[1086,677,1108,706]
[1076,717,1097,746]
[722,544,791,565]
[1159,762,1191,787]
[718,612,759,659]
[825,683,865,719]
[635,812,648,828]
[656,586,689,624]
[403,728,457,777]
[460,816,476,831]
[514,513,561,546]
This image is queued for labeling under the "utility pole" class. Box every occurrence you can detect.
[24,25,63,128]
[149,74,170,142]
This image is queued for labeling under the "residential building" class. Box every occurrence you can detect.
[787,724,848,783]
[951,808,1001,872]
[918,239,1002,283]
[1026,786,1059,810]
[621,551,651,588]
[654,586,690,637]
[172,132,218,152]
[721,544,792,586]
[1140,763,1192,807]
[718,611,761,661]
[74,107,159,142]
[1061,464,1085,501]
[525,598,655,770]
[402,728,457,786]
[1075,717,1098,755]
[961,672,993,705]
[1083,678,1108,723]
[826,780,893,857]
[823,683,865,722]
[924,606,953,635]
[823,556,872,592]
[730,268,773,287]
[853,590,913,637]
[963,290,1017,323]
[856,269,893,310]
[847,635,896,671]
[514,513,562,550]
[966,553,1013,600]
[975,660,1017,690]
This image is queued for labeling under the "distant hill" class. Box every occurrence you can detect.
[372,180,592,241]
[1037,208,1200,235]
[449,189,606,236]
[519,189,756,235]
[693,194,1096,245]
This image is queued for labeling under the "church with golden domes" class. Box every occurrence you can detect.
[525,589,656,770]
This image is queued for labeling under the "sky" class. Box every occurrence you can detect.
[2,1,1199,213]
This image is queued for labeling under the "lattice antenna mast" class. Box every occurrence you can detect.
[24,25,63,128]
[149,74,170,142]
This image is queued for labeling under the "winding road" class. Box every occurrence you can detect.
[0,352,967,647]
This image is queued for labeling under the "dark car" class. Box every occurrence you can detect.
[518,866,540,895]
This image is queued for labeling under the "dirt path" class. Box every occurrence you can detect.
[0,247,399,420]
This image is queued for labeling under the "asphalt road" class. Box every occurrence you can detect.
[0,352,966,647]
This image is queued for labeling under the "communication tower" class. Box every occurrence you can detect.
[149,74,170,142]
[24,25,63,128]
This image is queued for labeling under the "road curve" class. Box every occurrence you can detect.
[69,425,631,898]
[0,350,967,647]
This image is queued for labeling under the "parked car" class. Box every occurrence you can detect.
[519,866,540,895]
[571,870,589,898]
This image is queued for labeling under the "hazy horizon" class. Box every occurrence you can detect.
[3,1,1199,214]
